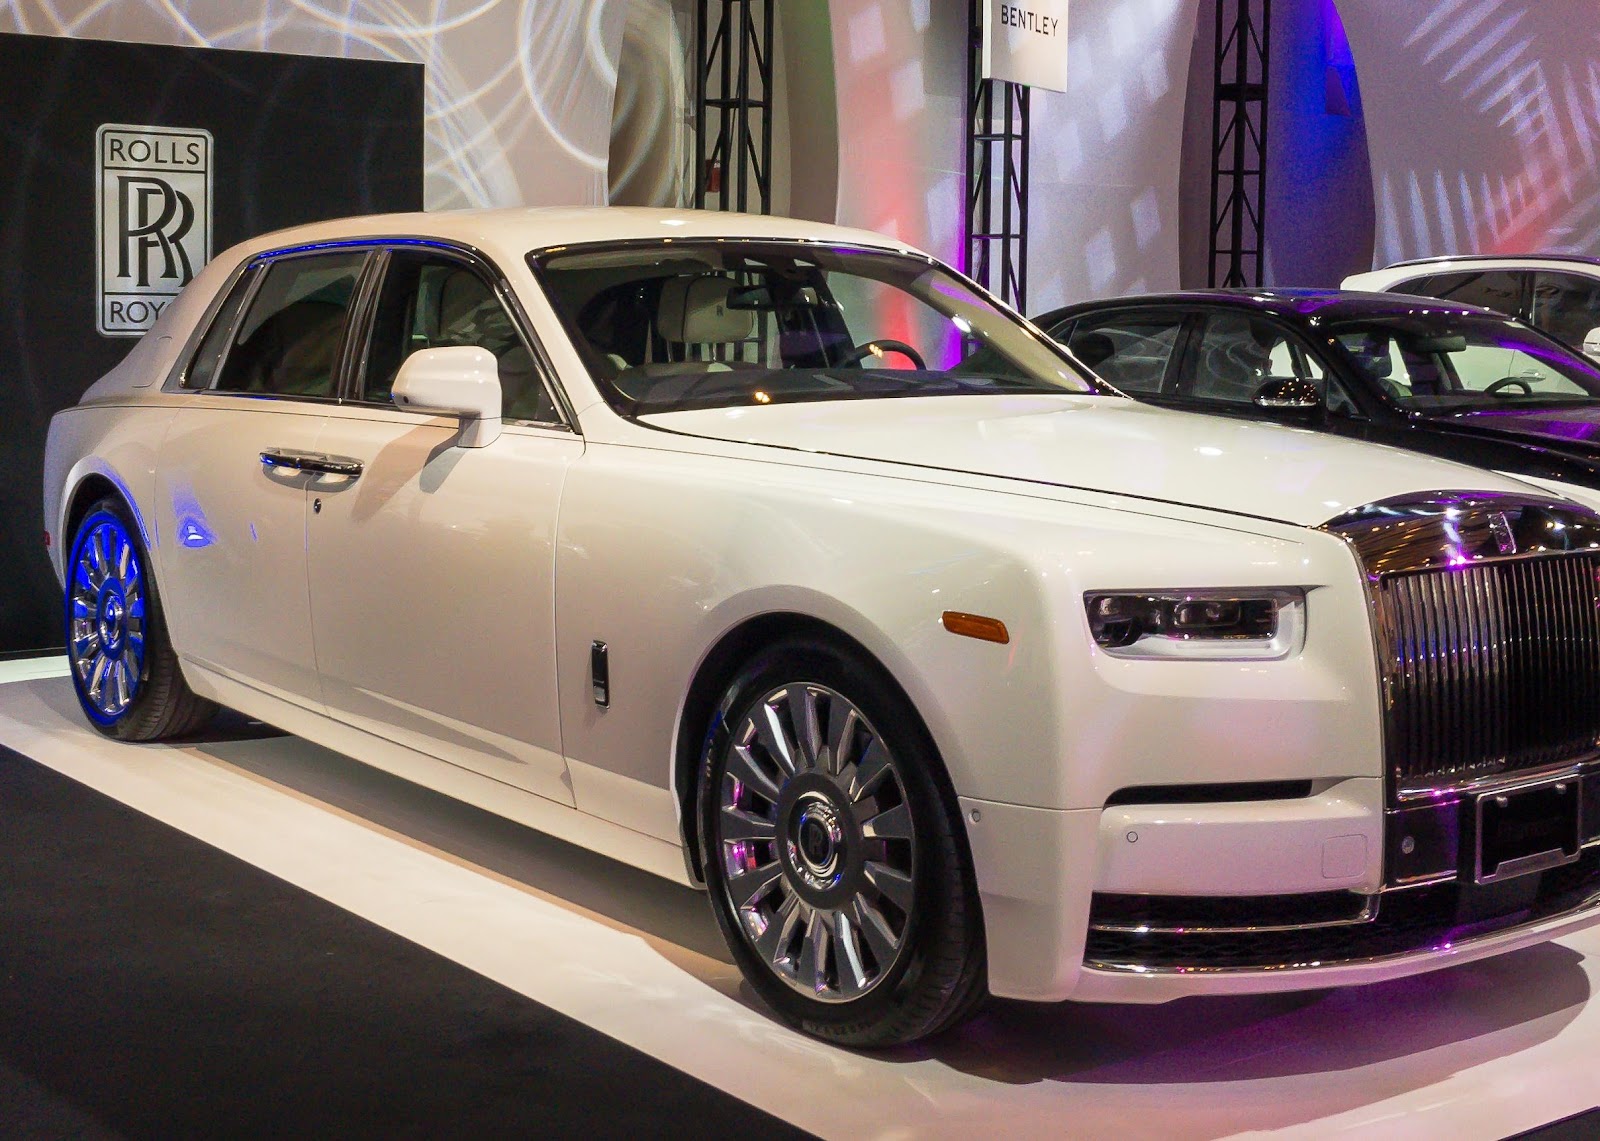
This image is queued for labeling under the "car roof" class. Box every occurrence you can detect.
[228,206,926,269]
[1380,253,1600,272]
[1036,287,1504,326]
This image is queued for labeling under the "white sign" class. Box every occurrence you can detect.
[96,123,212,337]
[982,1,1071,94]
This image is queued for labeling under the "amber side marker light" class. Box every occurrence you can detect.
[941,611,1010,644]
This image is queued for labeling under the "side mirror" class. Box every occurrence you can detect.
[1253,377,1322,413]
[1583,326,1600,361]
[391,346,502,448]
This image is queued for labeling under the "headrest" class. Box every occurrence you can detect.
[656,276,754,344]
[1071,331,1116,368]
[1350,337,1393,379]
[439,269,486,333]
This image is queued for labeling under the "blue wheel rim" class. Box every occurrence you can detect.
[66,513,147,724]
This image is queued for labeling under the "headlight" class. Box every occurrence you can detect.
[1083,588,1306,660]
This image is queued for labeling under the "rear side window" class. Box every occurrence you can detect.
[1399,270,1522,317]
[183,265,258,389]
[1061,312,1184,394]
[212,252,367,398]
[1529,270,1600,349]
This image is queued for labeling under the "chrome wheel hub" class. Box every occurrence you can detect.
[717,682,917,1003]
[791,795,842,885]
[67,516,147,722]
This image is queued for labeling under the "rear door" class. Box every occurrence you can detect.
[154,249,369,706]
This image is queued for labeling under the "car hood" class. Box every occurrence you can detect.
[1441,405,1600,451]
[642,394,1544,528]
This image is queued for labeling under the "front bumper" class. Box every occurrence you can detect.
[961,776,1600,1003]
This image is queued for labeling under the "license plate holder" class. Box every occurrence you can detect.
[1475,776,1582,885]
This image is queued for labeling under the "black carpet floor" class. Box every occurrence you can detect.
[0,744,811,1140]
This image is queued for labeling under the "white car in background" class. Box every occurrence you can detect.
[43,208,1600,1046]
[1345,254,1600,358]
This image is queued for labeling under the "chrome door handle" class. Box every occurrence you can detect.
[260,449,364,478]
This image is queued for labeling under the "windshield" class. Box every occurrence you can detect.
[1330,314,1600,412]
[530,240,1097,415]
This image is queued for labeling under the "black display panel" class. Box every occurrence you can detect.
[0,33,424,653]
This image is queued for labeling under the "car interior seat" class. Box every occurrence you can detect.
[612,275,759,403]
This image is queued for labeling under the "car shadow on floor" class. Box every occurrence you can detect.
[162,694,1600,1118]
[30,679,1594,1131]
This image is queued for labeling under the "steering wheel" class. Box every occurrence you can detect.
[1484,376,1535,396]
[840,338,926,369]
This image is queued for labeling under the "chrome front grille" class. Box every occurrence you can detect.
[1378,555,1600,789]
[1322,492,1600,797]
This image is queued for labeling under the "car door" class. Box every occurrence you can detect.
[305,246,580,805]
[154,249,369,706]
[1164,308,1367,428]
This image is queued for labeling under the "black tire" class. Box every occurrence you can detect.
[698,639,986,1047]
[64,496,217,741]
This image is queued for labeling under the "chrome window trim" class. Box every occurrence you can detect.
[165,258,261,393]
[340,241,575,432]
[187,247,374,403]
[173,235,579,432]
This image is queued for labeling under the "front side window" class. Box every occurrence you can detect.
[212,252,367,398]
[1529,270,1600,349]
[1057,312,1184,394]
[357,250,558,422]
[1333,315,1600,412]
[531,241,1098,416]
[1183,313,1322,404]
[1399,270,1523,318]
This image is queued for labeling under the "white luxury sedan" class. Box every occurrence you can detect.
[44,208,1600,1046]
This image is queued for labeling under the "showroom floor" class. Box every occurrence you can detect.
[2,660,1597,1140]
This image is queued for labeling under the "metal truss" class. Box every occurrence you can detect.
[1209,0,1271,287]
[964,0,1030,312]
[693,0,775,214]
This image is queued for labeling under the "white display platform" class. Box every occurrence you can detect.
[2,664,1595,1139]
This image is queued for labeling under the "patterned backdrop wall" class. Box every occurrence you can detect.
[0,0,632,210]
[1337,0,1600,264]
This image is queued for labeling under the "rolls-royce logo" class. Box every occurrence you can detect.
[1488,510,1518,556]
[96,124,212,337]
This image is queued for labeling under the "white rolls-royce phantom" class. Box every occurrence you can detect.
[43,208,1600,1046]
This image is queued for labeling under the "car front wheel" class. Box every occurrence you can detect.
[65,497,216,740]
[699,640,986,1047]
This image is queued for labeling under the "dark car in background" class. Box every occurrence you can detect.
[1034,289,1600,492]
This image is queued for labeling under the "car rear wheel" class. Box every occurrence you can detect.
[65,497,216,741]
[698,640,986,1046]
